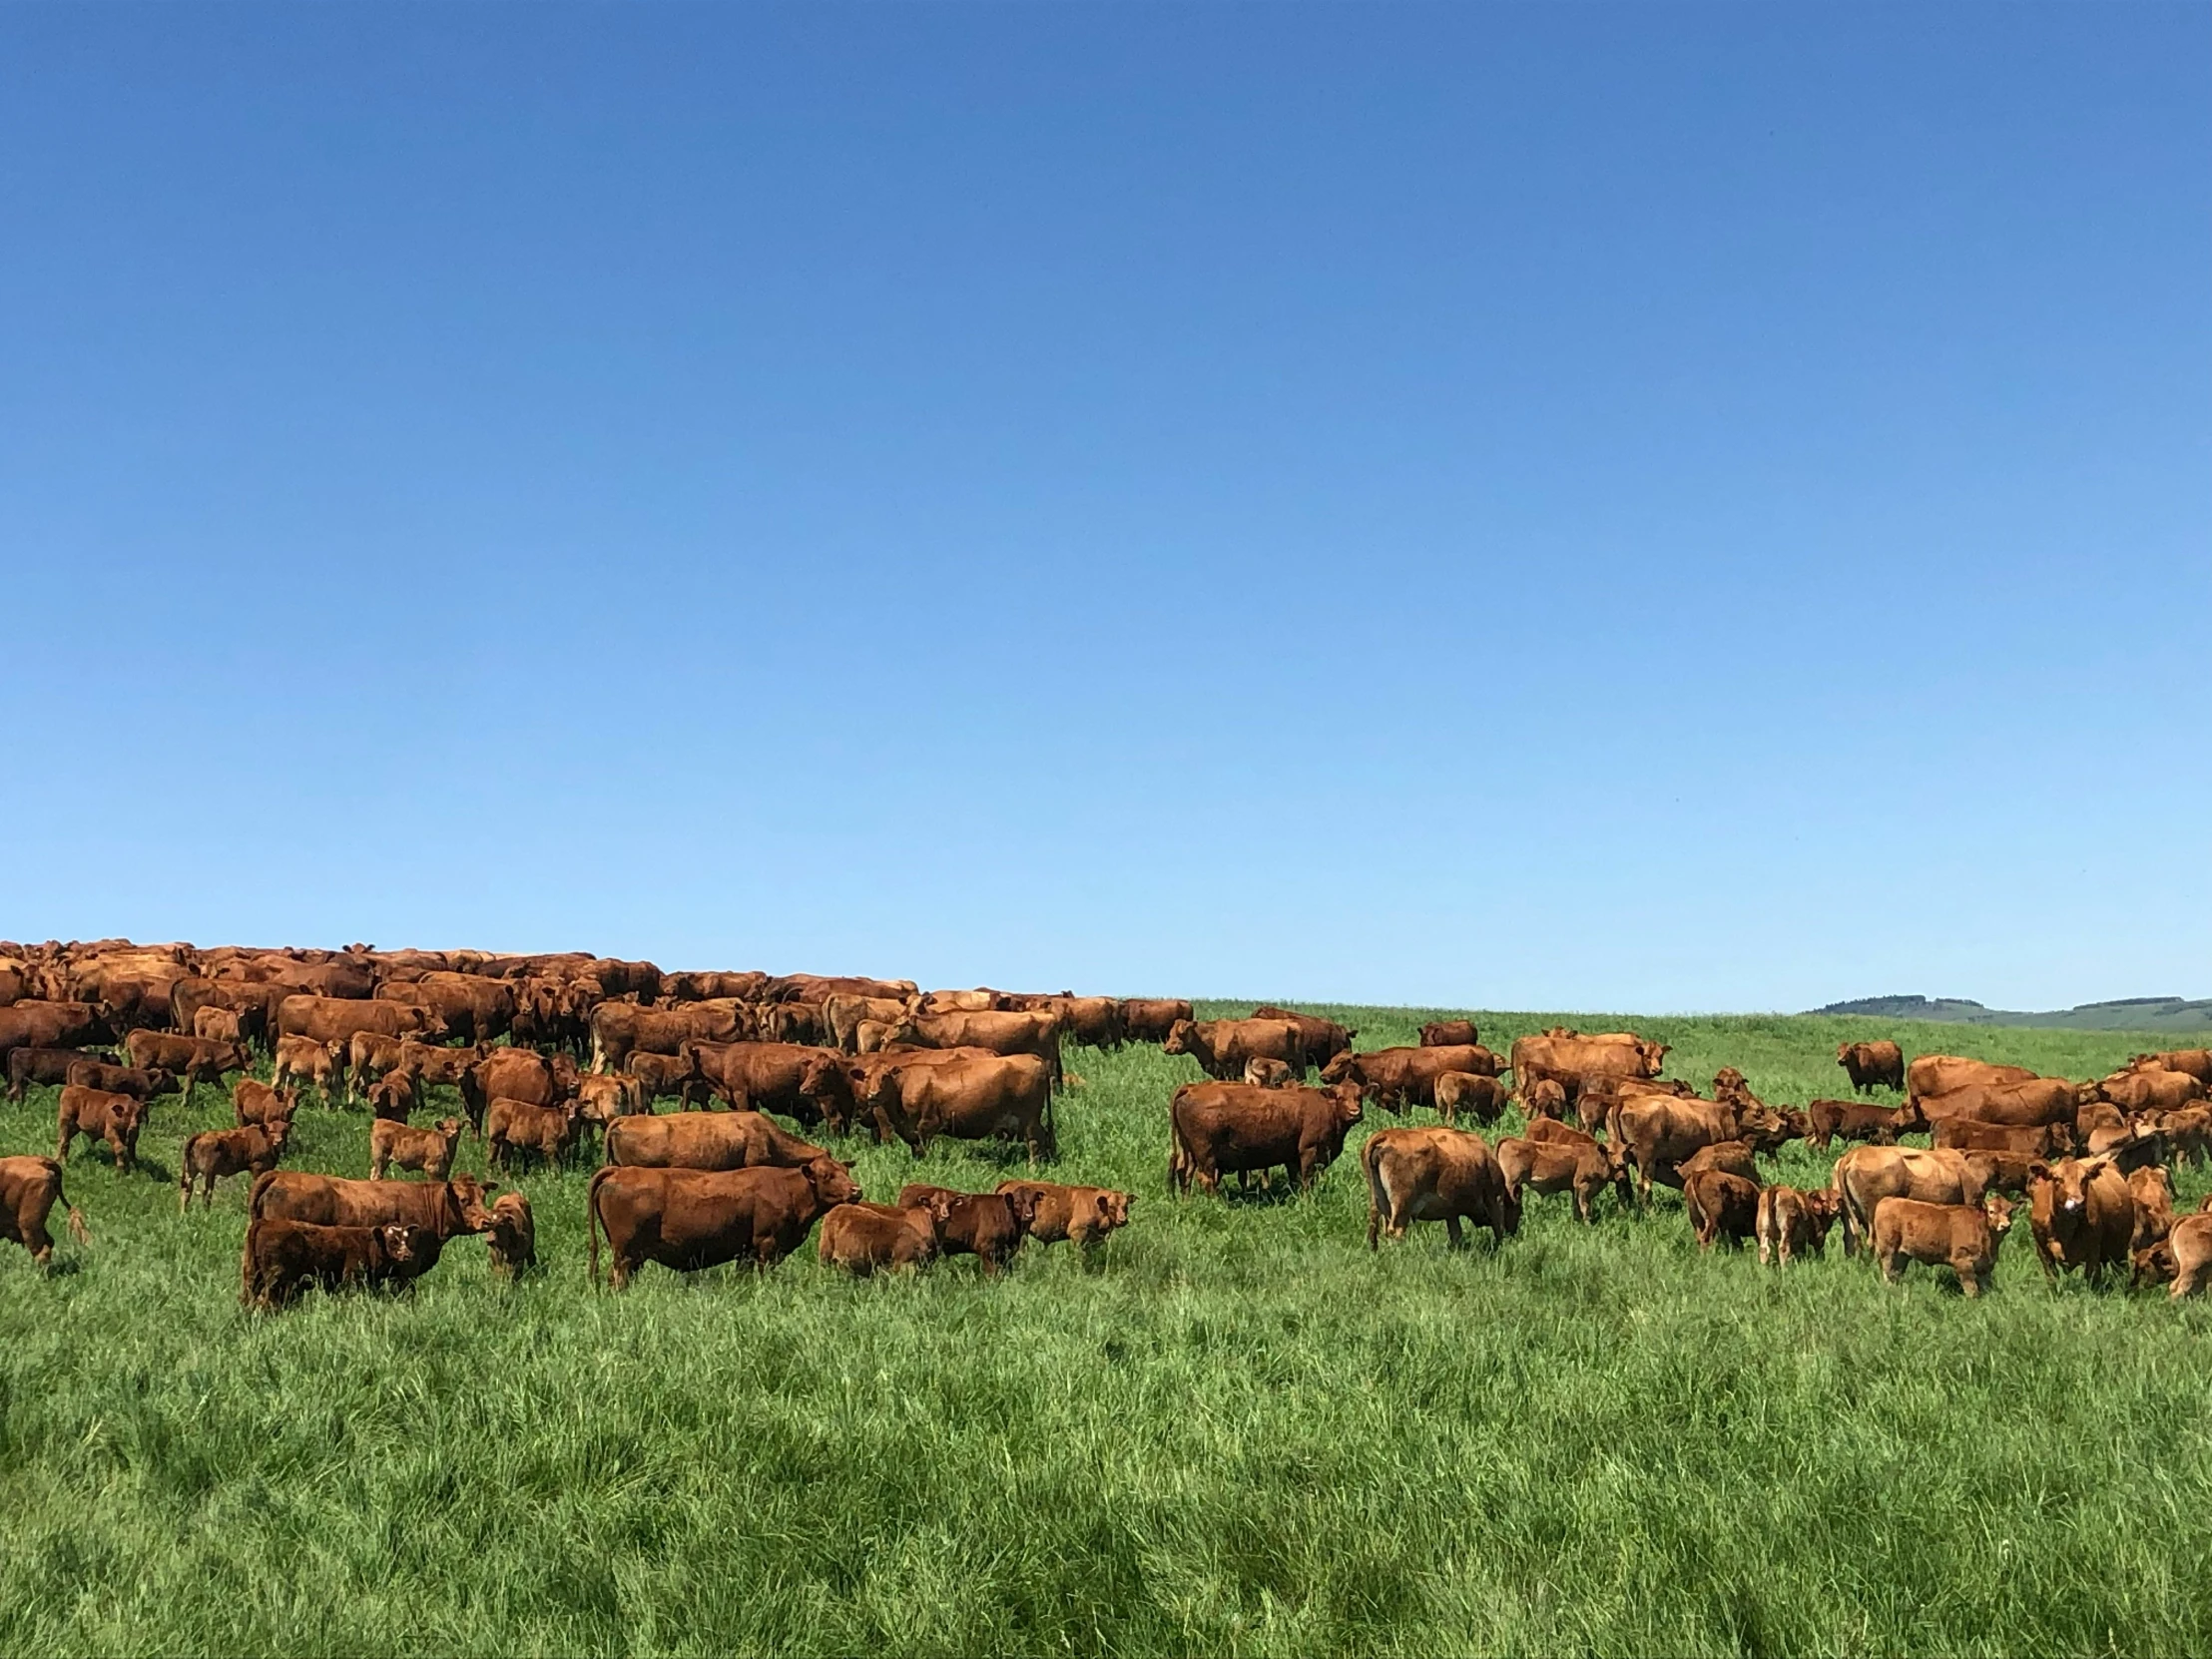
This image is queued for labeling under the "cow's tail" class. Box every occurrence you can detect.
[1832,1163,1862,1259]
[46,1160,90,1245]
[248,1169,279,1221]
[586,1165,613,1287]
[1361,1132,1387,1250]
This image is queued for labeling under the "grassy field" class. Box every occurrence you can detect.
[2,1007,2208,1657]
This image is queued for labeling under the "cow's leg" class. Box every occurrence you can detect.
[1955,1259,1980,1298]
[1444,1215,1465,1249]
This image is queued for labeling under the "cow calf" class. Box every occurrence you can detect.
[180,1121,290,1211]
[897,1183,1038,1275]
[818,1201,938,1274]
[1872,1195,2016,1298]
[241,1218,438,1310]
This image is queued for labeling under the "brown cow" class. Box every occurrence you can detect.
[2129,1165,2177,1252]
[1830,1146,1988,1258]
[179,1121,290,1211]
[2024,1157,2136,1284]
[823,994,915,1052]
[883,1009,1066,1085]
[276,995,441,1049]
[1169,1081,1364,1196]
[397,1038,484,1094]
[459,1047,572,1132]
[1507,1031,1667,1107]
[485,1191,536,1279]
[897,1184,1040,1275]
[853,1052,1056,1162]
[1678,1140,1759,1185]
[1805,1098,1915,1151]
[7,1046,108,1102]
[56,1085,148,1171]
[2130,1049,2212,1086]
[993,1181,1132,1249]
[1905,1055,2033,1109]
[346,1031,407,1103]
[368,1070,418,1124]
[1916,1077,2078,1129]
[1611,1097,1739,1206]
[1523,1077,1568,1122]
[233,1078,299,1130]
[369,1117,465,1181]
[587,1157,861,1289]
[818,1201,938,1273]
[0,1001,114,1056]
[1119,998,1194,1044]
[1320,1045,1503,1113]
[2135,1213,2212,1299]
[688,1042,855,1128]
[192,1006,245,1045]
[2157,1106,2212,1168]
[1165,1018,1305,1082]
[121,1032,251,1105]
[249,1170,499,1242]
[485,1096,586,1169]
[1934,1118,2072,1158]
[1959,1150,2044,1199]
[241,1218,432,1310]
[1418,1019,1478,1048]
[2095,1068,2205,1114]
[273,1035,342,1098]
[1684,1169,1761,1250]
[1495,1131,1626,1224]
[1243,1057,1297,1089]
[1363,1127,1519,1250]
[1433,1072,1509,1128]
[1250,1007,1357,1070]
[628,1049,706,1110]
[1755,1185,1839,1267]
[604,1110,827,1172]
[64,1060,179,1103]
[0,1156,89,1269]
[1872,1195,2016,1298]
[1836,1040,1906,1094]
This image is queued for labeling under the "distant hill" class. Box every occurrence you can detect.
[1810,994,2212,1035]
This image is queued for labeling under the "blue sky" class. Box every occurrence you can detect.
[3,4,2205,1010]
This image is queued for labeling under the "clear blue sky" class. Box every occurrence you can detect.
[4,4,2205,1011]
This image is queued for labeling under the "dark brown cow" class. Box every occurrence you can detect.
[1872,1195,2016,1298]
[1119,999,1194,1044]
[64,1060,179,1103]
[370,1117,464,1181]
[7,1046,106,1102]
[1755,1185,1839,1267]
[1433,1072,1509,1128]
[233,1078,299,1130]
[249,1171,500,1242]
[852,1052,1056,1162]
[1363,1127,1519,1250]
[1934,1118,2072,1158]
[56,1085,148,1171]
[604,1110,827,1171]
[1250,1007,1357,1070]
[485,1096,586,1169]
[1418,1019,1478,1048]
[180,1121,290,1211]
[485,1192,536,1279]
[1320,1045,1504,1113]
[1836,1040,1906,1094]
[897,1184,1040,1275]
[818,1201,938,1274]
[368,1070,418,1123]
[121,1032,251,1105]
[1684,1169,1761,1250]
[1805,1097,1916,1151]
[1495,1131,1626,1224]
[241,1218,433,1310]
[994,1181,1132,1248]
[1165,1018,1305,1082]
[587,1157,861,1289]
[0,1156,89,1269]
[2024,1157,2136,1284]
[1169,1080,1364,1196]
[688,1042,855,1128]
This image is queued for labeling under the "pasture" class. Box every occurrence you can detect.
[2,1007,2208,1656]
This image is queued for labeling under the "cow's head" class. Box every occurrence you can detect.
[1002,1187,1042,1237]
[1163,1020,1197,1058]
[801,1052,853,1105]
[1096,1190,1133,1232]
[434,1118,464,1147]
[1981,1192,2018,1235]
[1329,1082,1366,1127]
[265,1116,292,1153]
[805,1155,862,1207]
[376,1224,421,1265]
[1319,1050,1357,1086]
[1637,1040,1670,1077]
[445,1175,502,1233]
[2133,1238,2179,1289]
[2028,1158,2110,1221]
[147,1067,181,1098]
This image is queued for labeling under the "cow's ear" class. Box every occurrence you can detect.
[2027,1162,2052,1183]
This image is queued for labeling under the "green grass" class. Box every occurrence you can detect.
[2,1008,2209,1656]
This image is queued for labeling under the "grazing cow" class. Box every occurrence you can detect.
[179,1121,290,1211]
[1872,1195,2017,1298]
[1905,1055,2033,1109]
[2094,1068,2205,1114]
[1120,998,1194,1044]
[2024,1158,2137,1284]
[1433,1072,1508,1128]
[1419,1019,1478,1048]
[587,1157,861,1290]
[1836,1040,1906,1094]
[1495,1131,1626,1224]
[1831,1146,1988,1258]
[897,1184,1040,1275]
[1934,1118,2072,1158]
[572,1072,641,1139]
[242,1218,433,1310]
[993,1181,1133,1249]
[2129,1165,2177,1252]
[192,1006,245,1045]
[6,1046,106,1102]
[369,1117,465,1182]
[1755,1186,1839,1267]
[1805,1098,1915,1151]
[1677,1140,1759,1185]
[1684,1169,1761,1250]
[368,1070,417,1123]
[249,1171,500,1244]
[1362,1127,1520,1251]
[56,1085,148,1171]
[1610,1097,1739,1206]
[1249,1007,1357,1070]
[1169,1081,1365,1197]
[688,1042,855,1128]
[485,1191,536,1279]
[1165,1018,1306,1082]
[121,1032,251,1105]
[2134,1214,2212,1299]
[0,1156,89,1269]
[64,1061,179,1103]
[485,1096,586,1170]
[273,1035,342,1099]
[604,1110,827,1172]
[1243,1057,1297,1089]
[817,1201,938,1273]
[852,1052,1056,1163]
[1916,1077,2078,1129]
[1320,1045,1504,1114]
[233,1078,299,1130]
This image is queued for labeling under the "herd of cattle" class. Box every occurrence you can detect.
[3,939,2211,1307]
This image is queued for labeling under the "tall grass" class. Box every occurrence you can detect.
[0,1008,2205,1656]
